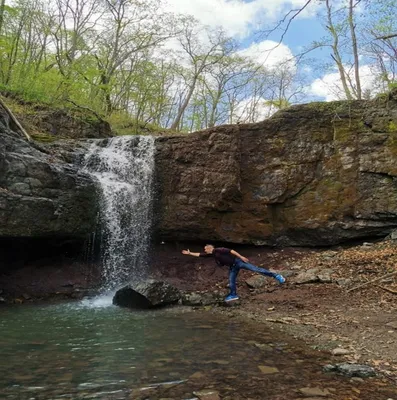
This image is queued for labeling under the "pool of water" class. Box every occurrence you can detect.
[0,299,395,400]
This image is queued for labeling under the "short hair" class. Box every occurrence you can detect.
[205,244,214,247]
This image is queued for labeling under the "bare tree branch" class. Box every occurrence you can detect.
[376,33,397,41]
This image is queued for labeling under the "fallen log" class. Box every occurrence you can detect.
[0,96,31,141]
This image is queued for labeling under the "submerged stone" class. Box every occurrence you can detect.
[258,365,279,374]
[298,387,331,397]
[193,389,220,400]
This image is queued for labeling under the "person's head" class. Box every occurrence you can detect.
[204,244,214,254]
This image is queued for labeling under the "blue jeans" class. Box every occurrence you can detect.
[228,258,277,296]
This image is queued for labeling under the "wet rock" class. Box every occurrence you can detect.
[298,387,331,397]
[254,343,272,351]
[350,377,364,383]
[245,275,266,288]
[331,348,352,356]
[189,371,205,379]
[181,291,222,306]
[193,389,220,400]
[323,363,376,377]
[181,292,203,306]
[113,280,181,309]
[258,365,279,374]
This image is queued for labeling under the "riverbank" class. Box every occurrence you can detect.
[153,239,397,386]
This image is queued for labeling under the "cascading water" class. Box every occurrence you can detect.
[83,136,155,291]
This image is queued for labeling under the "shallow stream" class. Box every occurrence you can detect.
[0,299,395,400]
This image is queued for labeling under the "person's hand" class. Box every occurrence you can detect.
[182,249,190,255]
[240,256,249,263]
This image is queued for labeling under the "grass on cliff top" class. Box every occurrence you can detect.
[1,89,177,140]
[106,112,177,136]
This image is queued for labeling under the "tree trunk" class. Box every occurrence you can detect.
[0,0,5,35]
[349,0,362,99]
[208,90,222,128]
[170,76,197,131]
[326,0,353,100]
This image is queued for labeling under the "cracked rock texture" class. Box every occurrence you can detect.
[0,104,97,238]
[155,90,397,246]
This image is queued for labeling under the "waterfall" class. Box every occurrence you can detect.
[83,136,155,290]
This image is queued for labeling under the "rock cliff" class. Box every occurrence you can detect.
[0,105,97,239]
[155,91,397,246]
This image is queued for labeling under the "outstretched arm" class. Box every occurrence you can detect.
[182,249,201,257]
[231,250,249,263]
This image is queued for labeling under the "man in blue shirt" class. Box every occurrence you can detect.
[182,244,285,302]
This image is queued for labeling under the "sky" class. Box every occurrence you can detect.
[165,0,367,102]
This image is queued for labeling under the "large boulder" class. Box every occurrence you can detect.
[155,90,397,246]
[0,104,98,239]
[113,279,181,309]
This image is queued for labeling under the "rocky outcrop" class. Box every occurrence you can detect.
[113,280,181,309]
[0,105,98,239]
[155,90,397,246]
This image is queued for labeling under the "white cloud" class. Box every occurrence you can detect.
[237,40,295,69]
[310,64,388,101]
[165,0,257,37]
[232,97,278,123]
[165,0,318,38]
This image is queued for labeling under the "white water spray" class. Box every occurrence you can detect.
[83,136,155,291]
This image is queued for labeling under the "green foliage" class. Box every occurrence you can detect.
[3,0,397,136]
[106,112,164,136]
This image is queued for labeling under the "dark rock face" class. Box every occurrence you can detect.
[0,105,98,238]
[113,280,181,309]
[155,90,397,246]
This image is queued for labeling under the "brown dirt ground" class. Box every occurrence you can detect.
[151,240,397,385]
